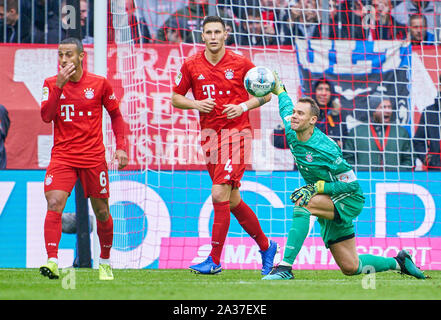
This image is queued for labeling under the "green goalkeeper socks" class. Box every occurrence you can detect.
[355,254,399,274]
[280,206,311,266]
[280,206,400,273]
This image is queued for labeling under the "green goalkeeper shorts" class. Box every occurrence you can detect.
[317,194,365,248]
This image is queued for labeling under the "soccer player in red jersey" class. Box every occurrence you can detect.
[39,38,128,280]
[172,16,279,275]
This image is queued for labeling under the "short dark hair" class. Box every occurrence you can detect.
[0,0,18,12]
[297,97,320,118]
[245,7,262,19]
[59,37,84,53]
[314,78,332,92]
[202,16,226,31]
[409,14,427,26]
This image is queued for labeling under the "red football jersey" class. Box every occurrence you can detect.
[173,49,255,133]
[41,70,120,168]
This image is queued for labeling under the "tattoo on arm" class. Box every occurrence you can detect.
[257,97,266,106]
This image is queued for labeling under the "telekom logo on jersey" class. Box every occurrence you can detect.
[61,105,74,122]
[202,85,215,99]
[60,104,92,122]
[202,84,231,99]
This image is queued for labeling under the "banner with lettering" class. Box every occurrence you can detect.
[295,40,412,131]
[1,170,441,269]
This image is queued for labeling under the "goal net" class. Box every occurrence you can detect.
[104,0,441,270]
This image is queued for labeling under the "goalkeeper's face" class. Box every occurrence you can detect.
[202,22,228,54]
[291,102,317,132]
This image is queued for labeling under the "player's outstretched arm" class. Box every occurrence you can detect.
[171,92,215,113]
[270,71,295,129]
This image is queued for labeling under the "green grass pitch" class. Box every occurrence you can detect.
[1,268,440,300]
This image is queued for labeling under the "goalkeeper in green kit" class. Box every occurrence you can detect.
[262,73,426,280]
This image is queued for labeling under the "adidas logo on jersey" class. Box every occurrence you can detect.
[100,188,107,194]
[224,174,230,180]
[197,74,205,80]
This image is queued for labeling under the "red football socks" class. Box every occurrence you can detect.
[44,210,62,259]
[231,200,269,251]
[96,215,114,260]
[209,201,231,265]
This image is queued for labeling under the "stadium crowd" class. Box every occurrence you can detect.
[154,0,438,45]
[1,1,438,46]
[0,0,440,171]
[272,74,441,172]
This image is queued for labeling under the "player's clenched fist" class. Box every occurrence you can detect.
[194,98,216,113]
[114,149,129,170]
[56,63,76,89]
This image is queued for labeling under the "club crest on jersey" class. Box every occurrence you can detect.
[224,69,234,80]
[45,174,53,186]
[84,88,94,99]
[305,152,313,162]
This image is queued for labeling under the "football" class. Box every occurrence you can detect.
[244,66,276,97]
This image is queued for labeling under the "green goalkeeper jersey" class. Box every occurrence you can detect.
[278,92,364,203]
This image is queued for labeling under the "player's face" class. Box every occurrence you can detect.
[58,44,84,72]
[291,102,317,132]
[202,22,227,54]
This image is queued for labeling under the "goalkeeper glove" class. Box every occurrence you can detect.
[272,71,287,95]
[290,181,325,206]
